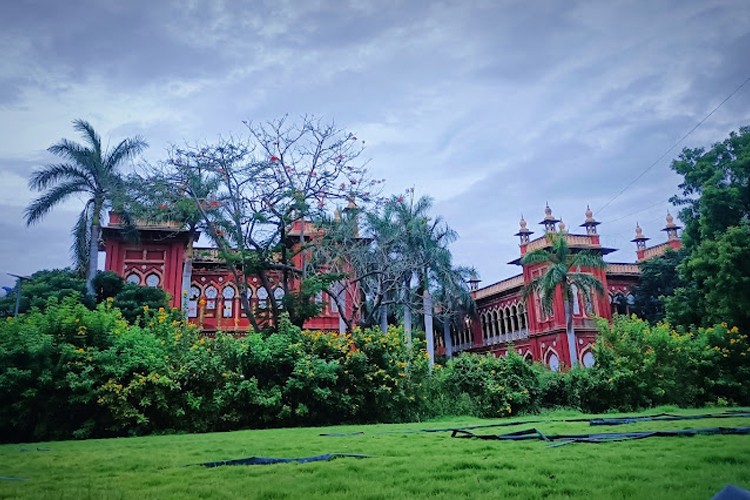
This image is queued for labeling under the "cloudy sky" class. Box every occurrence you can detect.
[1,0,749,292]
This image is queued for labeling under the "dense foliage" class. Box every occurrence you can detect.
[0,297,428,442]
[0,269,92,316]
[630,249,684,324]
[664,126,750,331]
[2,293,747,443]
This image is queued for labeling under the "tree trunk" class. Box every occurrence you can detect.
[380,303,388,334]
[565,300,578,368]
[338,289,346,334]
[423,289,434,370]
[180,235,195,318]
[443,314,453,360]
[86,202,102,298]
[403,284,412,347]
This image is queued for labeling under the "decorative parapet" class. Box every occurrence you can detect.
[108,212,183,230]
[193,247,227,263]
[606,262,640,275]
[640,242,673,261]
[472,274,524,300]
[525,233,597,253]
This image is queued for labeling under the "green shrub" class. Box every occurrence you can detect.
[431,350,540,418]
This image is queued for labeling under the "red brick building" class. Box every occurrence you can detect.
[101,213,354,334]
[102,206,681,368]
[446,205,682,370]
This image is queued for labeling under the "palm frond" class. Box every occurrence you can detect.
[72,119,102,158]
[47,138,96,170]
[569,250,607,270]
[568,272,606,296]
[521,248,553,266]
[105,137,148,173]
[28,163,94,191]
[25,180,90,225]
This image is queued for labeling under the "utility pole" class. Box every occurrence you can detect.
[8,273,31,317]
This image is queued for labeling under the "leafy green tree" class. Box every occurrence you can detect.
[112,284,171,325]
[666,223,750,331]
[521,233,606,367]
[25,120,147,297]
[0,269,91,316]
[666,126,750,330]
[670,126,750,248]
[631,249,685,323]
[92,271,124,303]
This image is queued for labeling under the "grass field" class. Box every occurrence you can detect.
[1,407,749,499]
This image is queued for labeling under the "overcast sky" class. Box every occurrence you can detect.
[1,0,749,292]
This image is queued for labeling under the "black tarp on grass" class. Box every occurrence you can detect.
[200,453,370,467]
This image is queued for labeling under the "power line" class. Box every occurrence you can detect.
[604,200,669,224]
[597,75,750,214]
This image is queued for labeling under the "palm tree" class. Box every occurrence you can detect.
[25,119,147,297]
[521,232,605,368]
[390,191,458,367]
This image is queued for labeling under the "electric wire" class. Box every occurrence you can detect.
[597,75,750,215]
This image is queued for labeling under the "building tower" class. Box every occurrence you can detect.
[580,205,601,235]
[515,215,533,244]
[539,204,560,233]
[662,212,681,241]
[631,223,650,261]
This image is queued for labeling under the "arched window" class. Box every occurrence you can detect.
[188,285,201,318]
[612,292,627,315]
[274,288,286,309]
[257,288,269,309]
[584,287,595,316]
[145,273,160,287]
[491,310,498,337]
[126,273,141,285]
[222,286,236,318]
[204,286,218,316]
[547,351,560,372]
[241,287,253,317]
[582,350,596,368]
[511,305,519,331]
[571,284,581,315]
[519,303,527,330]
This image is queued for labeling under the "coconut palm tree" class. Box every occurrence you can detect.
[25,119,147,297]
[521,232,605,367]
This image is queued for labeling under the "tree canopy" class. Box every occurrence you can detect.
[663,126,750,331]
[25,119,147,296]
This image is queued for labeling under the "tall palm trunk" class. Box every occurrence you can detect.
[180,234,195,318]
[423,289,434,370]
[564,300,578,368]
[86,201,103,298]
[443,314,453,359]
[403,279,412,347]
[380,303,388,334]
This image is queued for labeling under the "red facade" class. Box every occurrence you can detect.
[102,214,356,333]
[101,207,681,369]
[460,206,680,370]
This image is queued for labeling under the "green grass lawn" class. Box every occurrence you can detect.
[1,407,749,499]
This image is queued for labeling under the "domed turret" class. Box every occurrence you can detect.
[580,204,601,235]
[538,203,560,232]
[515,214,533,244]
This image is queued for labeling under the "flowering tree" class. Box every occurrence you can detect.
[163,116,382,329]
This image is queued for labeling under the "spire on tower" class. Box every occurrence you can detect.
[579,204,601,235]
